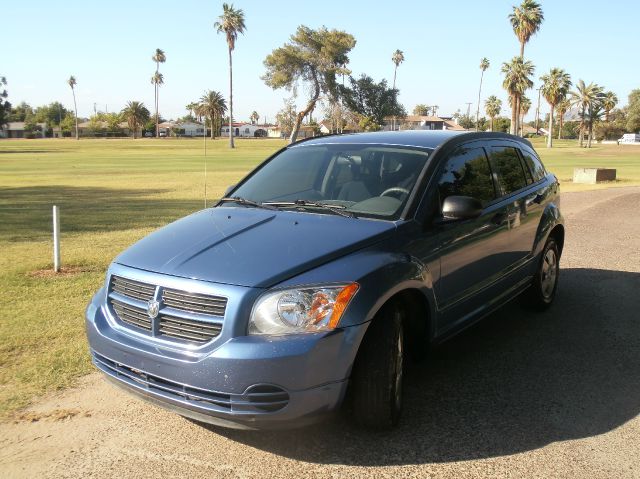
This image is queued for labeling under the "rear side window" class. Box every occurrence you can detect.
[520,147,546,182]
[489,146,528,196]
[438,146,496,205]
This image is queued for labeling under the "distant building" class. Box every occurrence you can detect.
[383,115,466,132]
[159,121,204,137]
[221,123,268,138]
[267,124,316,139]
[0,121,47,138]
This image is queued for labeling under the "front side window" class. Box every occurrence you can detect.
[520,146,546,182]
[230,144,432,219]
[489,146,528,196]
[438,146,496,205]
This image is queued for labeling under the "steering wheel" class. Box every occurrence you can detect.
[380,187,410,199]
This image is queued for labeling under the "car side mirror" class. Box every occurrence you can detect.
[224,184,236,197]
[441,195,483,221]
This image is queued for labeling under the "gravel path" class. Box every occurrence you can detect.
[2,187,639,479]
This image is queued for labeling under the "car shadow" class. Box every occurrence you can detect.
[201,267,640,465]
[0,185,204,242]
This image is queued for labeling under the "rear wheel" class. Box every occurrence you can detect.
[522,237,560,310]
[351,303,404,429]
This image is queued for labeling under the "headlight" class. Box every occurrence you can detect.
[248,283,359,335]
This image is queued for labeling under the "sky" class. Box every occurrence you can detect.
[4,0,639,123]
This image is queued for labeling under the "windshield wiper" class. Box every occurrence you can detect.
[218,196,278,210]
[263,200,357,218]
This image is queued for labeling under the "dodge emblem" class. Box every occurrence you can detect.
[147,299,160,319]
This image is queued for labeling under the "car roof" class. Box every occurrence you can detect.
[289,130,532,150]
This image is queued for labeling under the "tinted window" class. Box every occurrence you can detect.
[520,147,546,182]
[438,146,496,205]
[490,146,528,196]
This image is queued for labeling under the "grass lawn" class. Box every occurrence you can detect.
[0,136,639,417]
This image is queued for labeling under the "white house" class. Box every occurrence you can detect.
[159,121,205,137]
[0,121,47,138]
[221,123,268,138]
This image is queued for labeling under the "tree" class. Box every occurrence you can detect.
[556,98,571,140]
[250,111,259,124]
[150,71,164,136]
[199,90,227,138]
[0,76,10,128]
[502,57,534,135]
[540,68,571,147]
[476,58,490,131]
[68,76,79,140]
[9,101,33,122]
[263,25,356,143]
[519,95,532,135]
[391,49,405,130]
[339,74,405,129]
[602,91,618,122]
[413,104,430,116]
[509,0,544,59]
[215,3,246,149]
[151,48,166,138]
[571,80,603,147]
[626,89,640,133]
[275,98,297,137]
[121,101,149,139]
[485,95,502,131]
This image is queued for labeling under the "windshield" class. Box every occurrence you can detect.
[229,143,432,219]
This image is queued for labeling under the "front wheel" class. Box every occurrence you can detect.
[351,303,404,429]
[522,237,560,310]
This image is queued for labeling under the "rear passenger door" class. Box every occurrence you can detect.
[487,141,547,279]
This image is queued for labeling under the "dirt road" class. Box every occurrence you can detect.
[2,187,639,479]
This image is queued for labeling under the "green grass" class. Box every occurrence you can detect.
[0,136,638,417]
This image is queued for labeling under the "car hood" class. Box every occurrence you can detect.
[115,207,396,288]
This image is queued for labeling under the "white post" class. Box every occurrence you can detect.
[53,205,61,272]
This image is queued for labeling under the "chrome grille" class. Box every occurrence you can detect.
[111,299,152,331]
[158,315,222,343]
[93,352,290,413]
[162,289,227,317]
[107,275,226,345]
[111,276,155,301]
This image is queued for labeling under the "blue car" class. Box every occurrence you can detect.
[86,130,564,429]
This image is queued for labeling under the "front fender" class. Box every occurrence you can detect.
[276,245,436,329]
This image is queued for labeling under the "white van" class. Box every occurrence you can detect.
[619,133,640,143]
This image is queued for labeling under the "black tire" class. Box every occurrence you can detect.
[522,237,560,311]
[351,303,404,429]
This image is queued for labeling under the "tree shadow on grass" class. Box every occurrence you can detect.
[208,267,640,465]
[0,185,203,242]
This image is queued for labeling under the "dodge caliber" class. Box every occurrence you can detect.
[86,130,564,429]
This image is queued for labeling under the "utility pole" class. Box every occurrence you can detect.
[465,102,472,123]
[535,86,542,133]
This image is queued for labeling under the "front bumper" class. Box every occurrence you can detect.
[86,289,368,430]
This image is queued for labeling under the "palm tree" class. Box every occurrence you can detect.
[67,76,79,140]
[509,0,544,59]
[391,49,405,131]
[555,98,571,140]
[475,58,490,131]
[586,101,604,148]
[250,111,259,124]
[186,102,199,119]
[151,49,166,138]
[502,57,534,135]
[571,80,603,147]
[121,101,150,139]
[540,68,572,147]
[509,0,543,128]
[199,90,227,139]
[485,96,502,132]
[215,3,246,149]
[150,71,164,131]
[602,91,618,122]
[519,95,532,135]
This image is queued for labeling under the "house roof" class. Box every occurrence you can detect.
[4,121,47,130]
[443,120,466,131]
